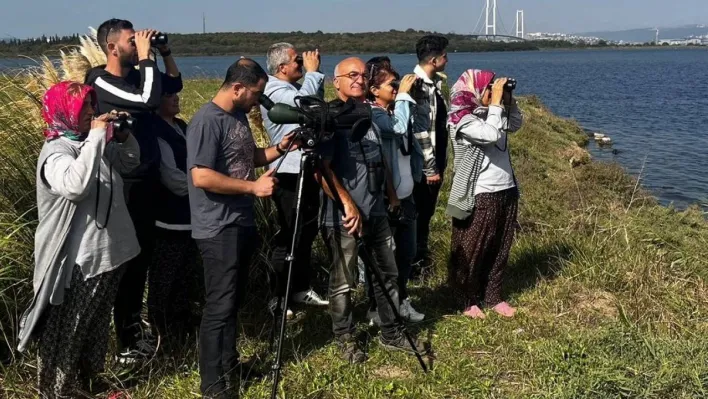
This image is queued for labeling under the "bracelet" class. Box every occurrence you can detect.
[276,144,286,155]
[160,49,172,57]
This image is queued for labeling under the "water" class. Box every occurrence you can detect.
[2,49,707,209]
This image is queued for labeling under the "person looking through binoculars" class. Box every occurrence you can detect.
[261,43,328,321]
[85,18,183,363]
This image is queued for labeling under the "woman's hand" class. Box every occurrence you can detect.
[398,74,417,94]
[91,113,112,131]
[491,77,508,106]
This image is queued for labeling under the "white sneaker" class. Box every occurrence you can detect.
[268,297,294,320]
[292,289,329,306]
[400,299,425,323]
[116,338,157,365]
[367,309,381,327]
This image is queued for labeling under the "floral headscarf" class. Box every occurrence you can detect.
[41,81,97,141]
[447,69,496,127]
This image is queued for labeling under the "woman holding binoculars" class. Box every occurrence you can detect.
[446,69,524,319]
[17,81,141,398]
[364,57,425,323]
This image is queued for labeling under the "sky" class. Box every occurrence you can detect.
[2,0,707,39]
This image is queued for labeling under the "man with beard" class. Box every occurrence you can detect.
[85,18,182,363]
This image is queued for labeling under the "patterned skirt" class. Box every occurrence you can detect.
[37,264,124,398]
[449,187,518,307]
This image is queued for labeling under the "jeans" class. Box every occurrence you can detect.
[270,173,319,297]
[114,179,157,349]
[413,181,441,263]
[195,224,258,396]
[367,196,417,305]
[323,216,400,339]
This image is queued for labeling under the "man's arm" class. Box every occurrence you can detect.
[92,59,163,113]
[411,97,440,179]
[190,166,255,195]
[314,160,361,235]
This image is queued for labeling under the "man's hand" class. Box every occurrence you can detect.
[302,49,320,73]
[426,174,442,185]
[251,168,278,197]
[278,132,301,153]
[134,29,156,61]
[342,202,362,236]
[154,31,170,55]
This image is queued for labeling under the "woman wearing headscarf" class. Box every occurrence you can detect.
[17,81,141,397]
[446,69,523,319]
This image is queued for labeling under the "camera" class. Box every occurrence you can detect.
[112,114,135,132]
[259,94,372,148]
[130,33,168,47]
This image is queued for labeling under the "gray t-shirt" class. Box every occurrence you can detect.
[187,102,256,239]
[320,125,386,227]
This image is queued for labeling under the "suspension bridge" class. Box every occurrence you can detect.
[468,0,528,42]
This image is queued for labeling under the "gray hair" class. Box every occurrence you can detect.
[266,42,295,75]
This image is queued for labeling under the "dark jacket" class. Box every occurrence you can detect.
[153,117,191,228]
[84,60,183,181]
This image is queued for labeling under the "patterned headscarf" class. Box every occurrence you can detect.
[447,69,496,127]
[41,81,97,141]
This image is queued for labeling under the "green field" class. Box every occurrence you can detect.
[1,76,707,398]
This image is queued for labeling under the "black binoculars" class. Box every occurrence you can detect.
[112,115,136,132]
[130,33,168,47]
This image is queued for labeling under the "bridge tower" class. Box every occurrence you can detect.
[516,10,524,39]
[485,0,497,36]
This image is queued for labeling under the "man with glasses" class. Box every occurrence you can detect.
[187,58,299,398]
[316,57,426,363]
[260,43,328,322]
[410,34,450,274]
[85,18,182,363]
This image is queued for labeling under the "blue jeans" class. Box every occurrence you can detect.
[323,216,400,339]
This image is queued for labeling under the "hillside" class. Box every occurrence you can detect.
[577,24,708,42]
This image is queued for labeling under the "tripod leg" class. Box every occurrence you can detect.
[357,239,428,372]
[313,156,427,373]
[270,154,311,399]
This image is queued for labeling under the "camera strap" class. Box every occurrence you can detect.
[94,161,113,230]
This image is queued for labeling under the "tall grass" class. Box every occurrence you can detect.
[2,37,708,398]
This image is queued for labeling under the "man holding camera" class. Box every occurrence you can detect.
[410,34,450,272]
[260,43,328,320]
[85,18,182,363]
[187,58,299,398]
[317,57,426,363]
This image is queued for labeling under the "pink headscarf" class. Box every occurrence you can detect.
[41,81,97,141]
[447,69,496,127]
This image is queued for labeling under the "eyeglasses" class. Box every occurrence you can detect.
[336,72,369,82]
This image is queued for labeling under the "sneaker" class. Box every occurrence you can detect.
[337,333,367,364]
[367,309,381,327]
[400,299,425,323]
[379,332,427,355]
[292,289,329,306]
[268,297,294,320]
[115,338,156,364]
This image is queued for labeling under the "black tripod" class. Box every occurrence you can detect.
[268,137,428,399]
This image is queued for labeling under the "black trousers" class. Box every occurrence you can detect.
[269,173,319,297]
[196,224,258,396]
[413,181,441,263]
[114,180,157,349]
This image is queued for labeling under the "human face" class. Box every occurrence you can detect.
[234,78,266,111]
[107,28,138,67]
[481,88,492,107]
[78,95,96,134]
[334,59,368,101]
[159,93,180,117]
[432,52,448,72]
[279,48,303,83]
[371,73,397,107]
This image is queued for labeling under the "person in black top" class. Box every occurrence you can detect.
[146,85,204,343]
[84,18,183,363]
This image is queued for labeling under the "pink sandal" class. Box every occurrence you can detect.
[491,302,516,318]
[463,305,486,319]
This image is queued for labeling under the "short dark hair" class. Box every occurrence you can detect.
[96,18,133,54]
[416,35,449,63]
[365,56,400,101]
[221,58,268,89]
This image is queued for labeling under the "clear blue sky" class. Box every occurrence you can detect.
[2,0,707,39]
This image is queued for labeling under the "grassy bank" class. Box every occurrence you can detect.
[1,71,708,398]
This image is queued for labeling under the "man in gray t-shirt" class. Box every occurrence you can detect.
[185,58,299,397]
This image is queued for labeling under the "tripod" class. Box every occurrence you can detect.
[268,140,428,399]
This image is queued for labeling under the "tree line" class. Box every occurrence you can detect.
[0,29,640,58]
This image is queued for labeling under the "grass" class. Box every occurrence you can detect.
[1,48,708,397]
